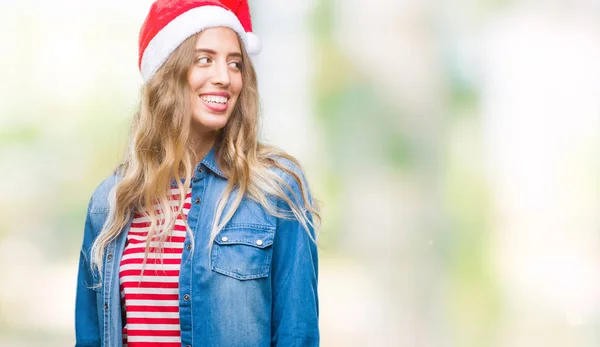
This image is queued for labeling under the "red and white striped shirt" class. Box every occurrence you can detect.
[119,187,191,347]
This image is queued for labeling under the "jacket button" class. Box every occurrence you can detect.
[195,197,200,204]
[197,167,203,173]
[255,240,263,246]
[107,253,113,260]
[183,294,190,301]
[104,303,108,310]
[221,236,228,242]
[186,244,191,250]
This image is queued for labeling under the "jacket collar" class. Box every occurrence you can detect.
[200,145,227,179]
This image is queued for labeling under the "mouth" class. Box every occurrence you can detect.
[199,93,230,113]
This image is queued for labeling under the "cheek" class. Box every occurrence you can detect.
[187,83,197,102]
[232,76,243,98]
[189,91,198,105]
[187,69,206,90]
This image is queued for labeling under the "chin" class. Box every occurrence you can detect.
[191,115,230,132]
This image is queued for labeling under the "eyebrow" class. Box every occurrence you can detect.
[195,48,242,59]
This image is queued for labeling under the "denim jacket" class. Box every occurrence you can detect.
[74,147,319,347]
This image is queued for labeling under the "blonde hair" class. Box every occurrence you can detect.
[90,32,321,276]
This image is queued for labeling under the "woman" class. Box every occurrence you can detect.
[74,1,321,346]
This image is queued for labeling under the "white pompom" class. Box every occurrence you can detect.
[246,32,262,55]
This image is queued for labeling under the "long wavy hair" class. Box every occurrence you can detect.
[90,32,321,275]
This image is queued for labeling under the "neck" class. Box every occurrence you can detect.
[189,130,217,165]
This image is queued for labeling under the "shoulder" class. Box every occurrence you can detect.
[265,154,313,205]
[88,173,121,214]
[268,155,309,193]
[256,143,308,187]
[267,155,307,185]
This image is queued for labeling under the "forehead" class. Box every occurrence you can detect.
[194,27,241,52]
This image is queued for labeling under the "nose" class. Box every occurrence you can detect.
[210,60,231,87]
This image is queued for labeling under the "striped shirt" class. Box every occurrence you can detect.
[119,188,191,347]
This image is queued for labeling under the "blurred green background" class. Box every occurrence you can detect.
[1,0,599,346]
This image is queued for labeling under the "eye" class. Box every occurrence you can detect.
[229,61,242,70]
[196,57,211,64]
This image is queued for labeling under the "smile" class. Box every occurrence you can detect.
[199,93,230,112]
[200,95,228,104]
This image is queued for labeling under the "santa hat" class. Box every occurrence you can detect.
[138,0,262,82]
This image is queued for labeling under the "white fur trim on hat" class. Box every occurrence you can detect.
[246,32,262,55]
[140,5,249,82]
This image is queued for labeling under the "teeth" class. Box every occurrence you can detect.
[201,95,228,104]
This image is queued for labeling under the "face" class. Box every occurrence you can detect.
[187,27,243,136]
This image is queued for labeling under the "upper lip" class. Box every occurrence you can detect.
[199,91,230,98]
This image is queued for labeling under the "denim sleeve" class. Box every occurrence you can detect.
[270,169,319,346]
[74,197,101,347]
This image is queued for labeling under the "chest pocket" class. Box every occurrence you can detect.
[211,224,275,280]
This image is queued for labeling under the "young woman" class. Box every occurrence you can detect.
[74,1,320,346]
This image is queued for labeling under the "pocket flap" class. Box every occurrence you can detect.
[215,224,274,249]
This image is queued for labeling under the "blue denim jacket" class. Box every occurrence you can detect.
[74,147,319,346]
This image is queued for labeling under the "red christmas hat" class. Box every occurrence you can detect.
[138,0,262,82]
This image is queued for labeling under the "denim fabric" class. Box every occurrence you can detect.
[74,147,319,347]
